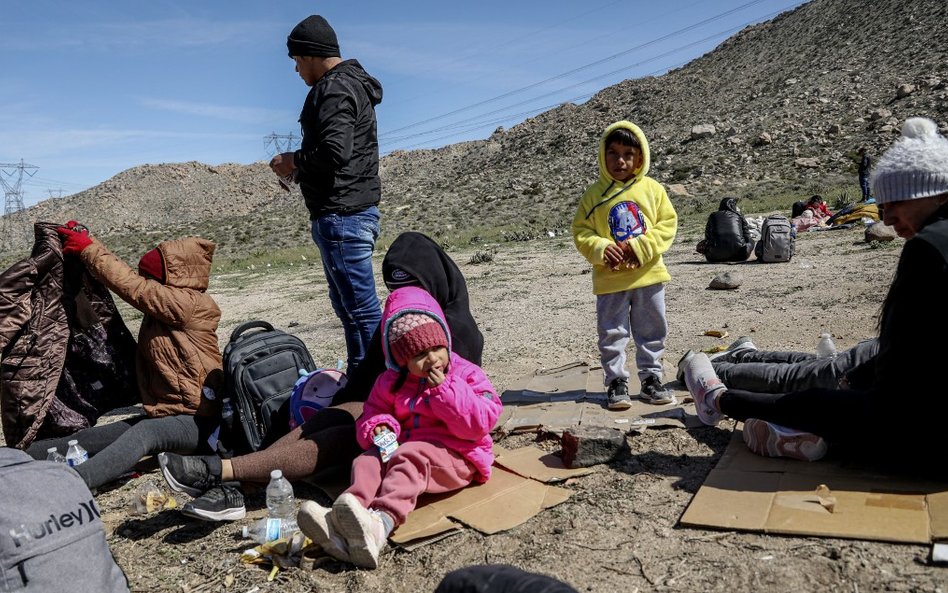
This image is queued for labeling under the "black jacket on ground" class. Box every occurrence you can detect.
[703,198,754,262]
[294,59,383,219]
[330,231,484,405]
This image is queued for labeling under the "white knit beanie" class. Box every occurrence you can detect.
[871,117,948,204]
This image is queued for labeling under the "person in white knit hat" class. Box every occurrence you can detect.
[679,117,948,471]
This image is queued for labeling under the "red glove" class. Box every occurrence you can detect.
[57,223,92,256]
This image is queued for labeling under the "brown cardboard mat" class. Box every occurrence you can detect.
[680,429,948,544]
[495,361,702,435]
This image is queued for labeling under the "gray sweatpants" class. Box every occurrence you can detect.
[596,283,668,385]
[712,339,879,393]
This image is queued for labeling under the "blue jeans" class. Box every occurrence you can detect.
[311,206,382,373]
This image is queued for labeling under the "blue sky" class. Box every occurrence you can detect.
[1,0,806,207]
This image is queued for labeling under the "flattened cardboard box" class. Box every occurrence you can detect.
[681,431,948,544]
[496,361,699,435]
[390,445,591,549]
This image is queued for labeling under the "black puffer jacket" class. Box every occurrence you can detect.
[295,59,384,218]
[0,223,138,448]
[703,198,755,262]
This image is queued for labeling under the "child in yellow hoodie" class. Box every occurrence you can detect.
[572,121,678,409]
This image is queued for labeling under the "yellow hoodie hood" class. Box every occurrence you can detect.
[597,120,651,187]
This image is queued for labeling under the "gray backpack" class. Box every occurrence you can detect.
[754,214,795,263]
[0,448,129,592]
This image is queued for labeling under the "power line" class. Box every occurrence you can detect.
[381,0,774,140]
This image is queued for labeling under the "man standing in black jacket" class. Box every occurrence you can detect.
[270,15,384,375]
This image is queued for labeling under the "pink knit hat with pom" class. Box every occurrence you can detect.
[388,313,448,367]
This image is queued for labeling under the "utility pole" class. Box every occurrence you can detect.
[0,160,39,253]
[263,132,300,156]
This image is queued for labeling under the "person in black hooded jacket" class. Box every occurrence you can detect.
[269,14,385,379]
[159,232,485,521]
[701,198,755,262]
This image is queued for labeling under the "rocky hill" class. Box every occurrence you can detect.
[6,0,947,264]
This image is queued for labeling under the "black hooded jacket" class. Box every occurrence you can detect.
[331,232,484,405]
[294,59,384,218]
[703,198,755,262]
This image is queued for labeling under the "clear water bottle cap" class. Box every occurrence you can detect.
[270,469,283,479]
[67,439,78,446]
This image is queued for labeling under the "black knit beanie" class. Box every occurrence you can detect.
[287,15,340,58]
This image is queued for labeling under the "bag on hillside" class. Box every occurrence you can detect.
[754,214,795,263]
[222,321,316,454]
[0,448,130,592]
[288,368,348,430]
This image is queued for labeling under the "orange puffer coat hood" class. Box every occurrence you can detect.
[80,237,223,417]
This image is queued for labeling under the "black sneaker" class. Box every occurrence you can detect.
[158,452,221,497]
[607,378,633,410]
[181,483,246,522]
[640,375,676,405]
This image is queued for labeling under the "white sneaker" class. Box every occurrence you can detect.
[332,493,388,569]
[298,501,350,562]
[682,352,726,426]
[742,419,828,462]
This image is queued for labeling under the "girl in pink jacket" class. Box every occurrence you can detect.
[298,286,502,569]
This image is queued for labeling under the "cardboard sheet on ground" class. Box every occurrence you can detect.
[680,430,948,544]
[495,361,702,435]
[308,446,580,550]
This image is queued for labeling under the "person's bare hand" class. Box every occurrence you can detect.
[427,366,446,386]
[603,243,625,268]
[373,424,393,436]
[621,241,640,268]
[269,152,296,177]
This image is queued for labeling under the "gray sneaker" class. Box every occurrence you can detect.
[676,350,696,383]
[607,378,632,410]
[709,336,758,362]
[640,375,676,405]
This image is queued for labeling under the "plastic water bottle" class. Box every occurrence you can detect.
[65,440,88,467]
[816,333,838,359]
[242,517,284,544]
[46,447,66,463]
[265,469,297,538]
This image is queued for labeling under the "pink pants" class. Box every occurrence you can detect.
[344,440,477,526]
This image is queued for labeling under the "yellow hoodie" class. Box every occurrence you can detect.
[571,121,677,295]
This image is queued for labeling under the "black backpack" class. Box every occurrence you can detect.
[222,321,317,454]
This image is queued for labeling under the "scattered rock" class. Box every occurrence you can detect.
[560,426,630,468]
[691,124,717,139]
[667,183,690,197]
[865,222,898,242]
[708,271,743,290]
[795,157,821,168]
[896,83,916,98]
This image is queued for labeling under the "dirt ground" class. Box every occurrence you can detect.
[44,223,948,591]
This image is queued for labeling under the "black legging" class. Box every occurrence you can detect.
[720,387,873,444]
[27,414,209,489]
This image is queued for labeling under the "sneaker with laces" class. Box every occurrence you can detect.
[158,452,221,497]
[709,336,758,362]
[681,352,726,426]
[298,501,350,562]
[181,483,246,521]
[742,419,828,461]
[676,350,696,383]
[640,375,676,405]
[606,378,632,410]
[332,493,388,569]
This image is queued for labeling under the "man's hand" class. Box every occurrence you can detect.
[269,152,297,177]
[56,224,92,256]
[603,243,625,269]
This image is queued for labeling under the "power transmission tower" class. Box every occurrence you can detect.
[47,188,64,199]
[263,132,300,156]
[0,160,39,253]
